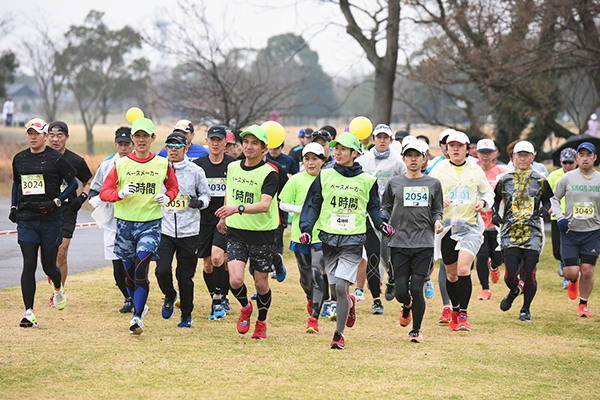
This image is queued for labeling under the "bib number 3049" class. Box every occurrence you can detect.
[574,202,594,219]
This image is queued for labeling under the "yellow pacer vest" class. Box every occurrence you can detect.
[318,168,376,235]
[114,155,169,222]
[226,161,279,231]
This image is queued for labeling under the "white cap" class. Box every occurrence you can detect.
[173,119,194,133]
[513,140,535,154]
[402,140,428,156]
[592,113,598,120]
[302,142,325,158]
[372,124,393,138]
[477,139,495,152]
[402,135,417,146]
[25,118,48,134]
[439,128,456,143]
[446,131,470,145]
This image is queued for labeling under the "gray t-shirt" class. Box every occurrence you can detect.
[550,169,600,232]
[381,174,444,248]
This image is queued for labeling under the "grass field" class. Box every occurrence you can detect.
[0,229,599,399]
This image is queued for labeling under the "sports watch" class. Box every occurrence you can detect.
[238,205,245,215]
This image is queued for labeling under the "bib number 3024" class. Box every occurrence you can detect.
[21,175,45,195]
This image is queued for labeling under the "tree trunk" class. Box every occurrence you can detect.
[86,125,94,154]
[372,63,396,124]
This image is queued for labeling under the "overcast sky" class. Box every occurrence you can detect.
[1,0,383,79]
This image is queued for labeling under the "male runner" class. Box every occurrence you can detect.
[100,118,179,334]
[11,118,78,327]
[158,119,208,161]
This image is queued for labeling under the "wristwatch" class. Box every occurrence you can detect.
[238,205,245,215]
[53,198,62,207]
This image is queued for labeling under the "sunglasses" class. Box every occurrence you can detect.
[26,121,45,129]
[166,143,185,149]
[562,161,575,164]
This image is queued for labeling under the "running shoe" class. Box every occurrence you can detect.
[306,297,313,316]
[448,311,460,331]
[54,286,67,310]
[270,271,277,279]
[371,299,384,315]
[306,317,319,334]
[178,315,192,328]
[129,316,144,335]
[477,289,491,301]
[19,309,37,328]
[517,280,524,295]
[321,301,331,318]
[500,292,517,311]
[567,279,579,300]
[519,309,531,322]
[274,254,287,282]
[48,293,55,308]
[578,304,591,318]
[162,290,178,319]
[562,279,569,290]
[354,288,366,302]
[251,320,267,339]
[439,306,452,323]
[222,297,231,312]
[328,303,337,321]
[384,282,395,301]
[424,279,435,299]
[399,306,412,327]
[409,330,424,343]
[237,302,253,334]
[347,295,357,327]
[330,330,345,350]
[490,261,500,283]
[213,304,226,320]
[558,261,564,277]
[457,312,471,331]
[119,299,134,313]
[250,292,258,301]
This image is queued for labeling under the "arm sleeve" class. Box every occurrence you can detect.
[195,167,211,210]
[11,181,18,207]
[280,201,302,214]
[541,179,554,211]
[163,164,179,202]
[99,165,122,203]
[58,176,78,201]
[380,180,393,218]
[550,176,567,220]
[261,171,279,197]
[431,180,444,222]
[367,180,388,228]
[299,174,324,234]
[492,179,504,221]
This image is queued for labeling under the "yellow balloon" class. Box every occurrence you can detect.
[349,116,373,141]
[262,121,285,148]
[126,107,144,124]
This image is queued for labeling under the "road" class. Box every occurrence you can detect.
[0,199,108,289]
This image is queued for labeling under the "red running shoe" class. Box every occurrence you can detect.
[578,304,591,318]
[251,320,267,339]
[399,306,412,327]
[439,306,452,323]
[236,302,253,334]
[567,279,579,300]
[448,310,460,331]
[330,331,345,350]
[306,317,319,333]
[490,266,500,284]
[457,312,471,331]
[346,294,357,328]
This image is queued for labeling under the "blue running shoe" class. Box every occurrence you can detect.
[222,297,231,312]
[213,304,226,320]
[558,261,564,277]
[321,301,331,318]
[162,290,178,319]
[562,278,569,290]
[275,254,287,282]
[424,279,435,299]
[178,316,192,328]
[328,303,337,321]
[250,292,258,300]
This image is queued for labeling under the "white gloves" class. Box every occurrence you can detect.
[155,193,170,206]
[89,195,102,208]
[118,183,137,199]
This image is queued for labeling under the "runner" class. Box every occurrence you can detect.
[493,141,553,321]
[311,129,336,169]
[11,118,78,327]
[158,119,208,161]
[279,142,327,333]
[547,148,577,290]
[299,131,395,349]
[215,124,280,339]
[88,127,134,313]
[430,131,494,331]
[194,125,237,319]
[155,132,210,327]
[550,142,600,318]
[356,123,406,315]
[100,118,179,334]
[47,121,93,306]
[474,139,507,300]
[382,140,444,342]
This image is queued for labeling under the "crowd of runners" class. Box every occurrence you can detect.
[9,116,599,349]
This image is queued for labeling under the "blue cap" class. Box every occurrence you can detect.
[577,142,596,154]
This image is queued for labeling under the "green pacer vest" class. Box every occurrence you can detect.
[114,155,169,222]
[319,168,376,235]
[226,161,279,231]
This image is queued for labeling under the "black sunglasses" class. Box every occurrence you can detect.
[562,161,575,164]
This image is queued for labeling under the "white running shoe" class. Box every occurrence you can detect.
[53,287,67,310]
[130,316,144,335]
[354,288,366,302]
[20,309,38,328]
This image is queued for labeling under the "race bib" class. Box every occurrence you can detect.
[447,185,472,205]
[574,202,595,219]
[330,210,356,230]
[403,186,429,207]
[164,194,188,213]
[21,174,45,195]
[60,180,68,193]
[511,195,534,219]
[377,179,388,197]
[208,178,227,197]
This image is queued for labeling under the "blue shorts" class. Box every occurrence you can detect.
[17,220,63,248]
[560,229,600,266]
[114,219,162,263]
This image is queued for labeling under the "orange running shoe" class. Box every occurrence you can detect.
[490,266,500,284]
[477,289,492,300]
[306,317,319,333]
[399,306,412,327]
[578,304,591,318]
[567,279,579,300]
[251,320,267,339]
[457,312,471,331]
[439,306,452,323]
[448,310,460,331]
[409,330,424,343]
